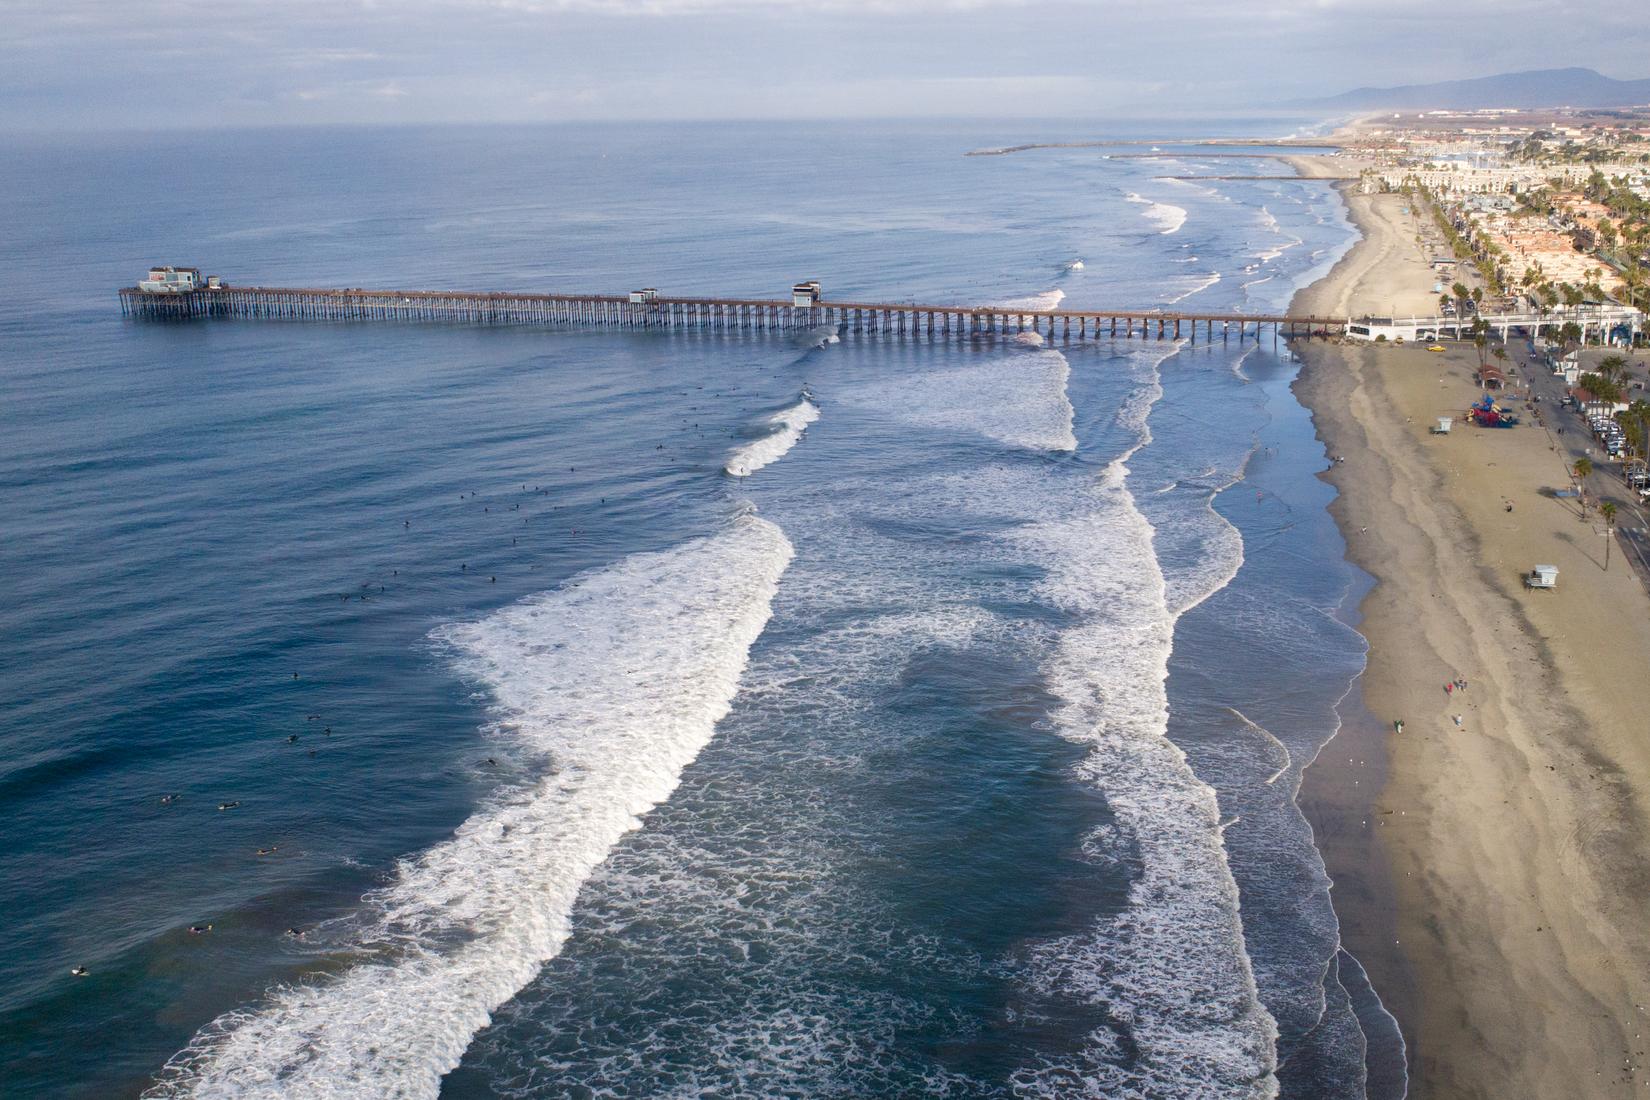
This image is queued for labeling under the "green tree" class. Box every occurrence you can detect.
[1578,373,1624,404]
[1574,457,1594,517]
[1598,354,1629,388]
[1623,399,1650,459]
[1452,281,1471,316]
[1601,501,1618,571]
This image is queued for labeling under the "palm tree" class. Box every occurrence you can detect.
[1574,457,1593,517]
[1625,399,1650,460]
[1578,373,1624,405]
[1601,501,1618,571]
[1598,354,1628,389]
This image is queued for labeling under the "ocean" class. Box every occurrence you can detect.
[0,119,1403,1098]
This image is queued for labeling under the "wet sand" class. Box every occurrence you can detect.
[1288,172,1650,1097]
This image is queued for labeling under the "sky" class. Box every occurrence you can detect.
[3,0,1649,130]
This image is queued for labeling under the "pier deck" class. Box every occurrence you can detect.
[119,285,1345,343]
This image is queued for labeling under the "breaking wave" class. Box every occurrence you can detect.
[841,345,1077,453]
[724,395,822,477]
[1127,192,1189,235]
[147,515,794,1099]
[997,288,1066,312]
[1007,345,1277,1098]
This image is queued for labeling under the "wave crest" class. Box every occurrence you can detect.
[724,396,821,478]
[147,515,794,1100]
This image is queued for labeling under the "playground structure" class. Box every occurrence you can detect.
[1468,394,1520,428]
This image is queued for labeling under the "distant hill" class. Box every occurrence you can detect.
[1290,67,1650,111]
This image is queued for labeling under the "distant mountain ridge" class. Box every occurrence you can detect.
[1291,67,1650,111]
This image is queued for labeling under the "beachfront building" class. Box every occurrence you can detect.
[1345,303,1643,344]
[1369,162,1646,197]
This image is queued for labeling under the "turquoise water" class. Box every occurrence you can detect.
[0,121,1399,1097]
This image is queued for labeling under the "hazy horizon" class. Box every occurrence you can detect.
[6,0,1649,132]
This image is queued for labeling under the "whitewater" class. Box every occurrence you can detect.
[2,124,1403,1100]
[148,514,794,1099]
[724,395,821,477]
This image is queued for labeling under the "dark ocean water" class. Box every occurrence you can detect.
[0,120,1401,1098]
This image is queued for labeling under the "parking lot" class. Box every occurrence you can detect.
[1506,340,1650,586]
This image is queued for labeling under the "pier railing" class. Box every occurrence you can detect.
[118,285,1348,343]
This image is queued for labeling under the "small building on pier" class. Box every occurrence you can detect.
[139,266,204,293]
[629,287,660,304]
[138,266,221,294]
[792,280,822,307]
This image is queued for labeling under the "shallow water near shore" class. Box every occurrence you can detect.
[0,120,1398,1097]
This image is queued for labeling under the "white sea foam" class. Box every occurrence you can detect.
[723,396,821,478]
[147,515,794,1100]
[997,288,1066,312]
[1255,205,1305,264]
[1005,347,1278,1098]
[841,347,1077,453]
[1166,271,1223,305]
[455,342,1270,1097]
[1066,259,1085,271]
[1126,192,1189,235]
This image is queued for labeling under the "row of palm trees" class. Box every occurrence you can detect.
[1571,354,1649,572]
[1572,457,1622,571]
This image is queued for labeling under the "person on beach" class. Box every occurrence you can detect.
[1393,719,1404,734]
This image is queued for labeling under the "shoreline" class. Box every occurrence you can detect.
[1282,162,1423,1083]
[1287,160,1650,1097]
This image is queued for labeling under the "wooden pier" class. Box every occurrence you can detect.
[118,284,1346,343]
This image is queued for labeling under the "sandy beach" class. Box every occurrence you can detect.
[1290,170,1650,1097]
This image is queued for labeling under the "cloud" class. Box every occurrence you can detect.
[1,0,1646,130]
[286,47,386,67]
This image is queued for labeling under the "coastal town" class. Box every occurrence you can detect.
[1320,109,1650,586]
[1289,99,1650,1098]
